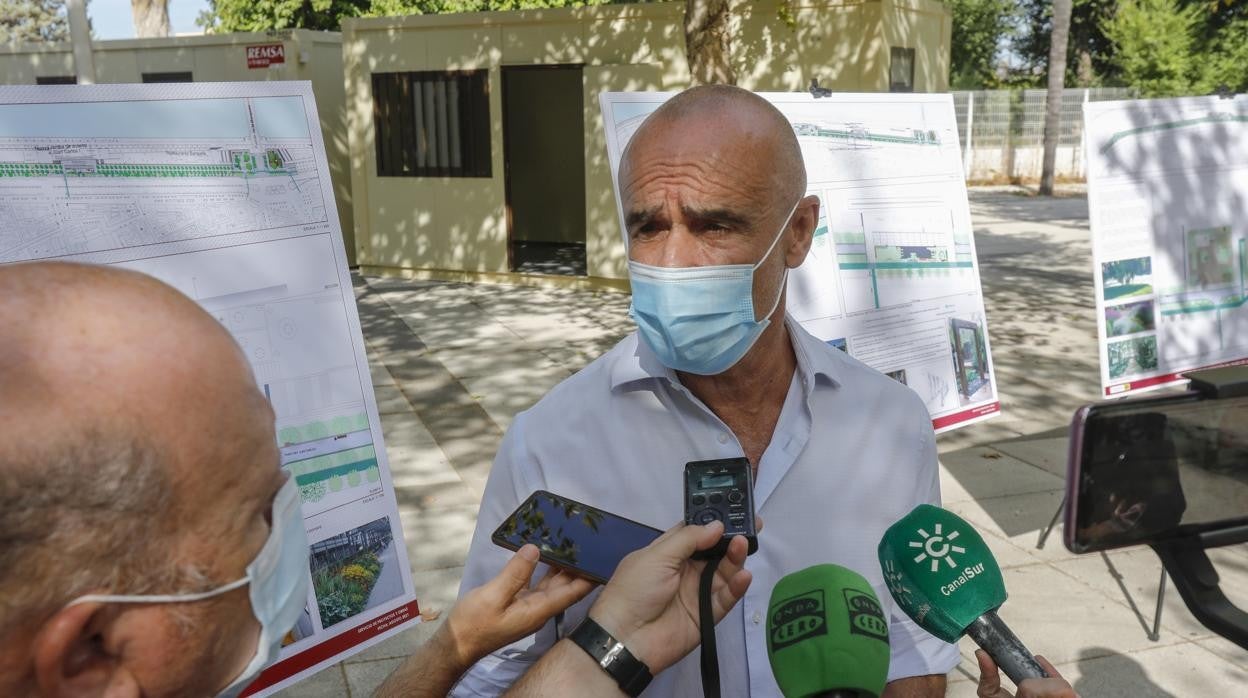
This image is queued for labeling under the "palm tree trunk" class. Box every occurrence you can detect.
[131,0,171,39]
[1039,0,1073,195]
[683,0,736,85]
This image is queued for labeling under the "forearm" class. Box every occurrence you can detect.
[504,639,624,697]
[374,624,472,698]
[881,674,947,698]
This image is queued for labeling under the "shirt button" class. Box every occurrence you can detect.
[717,433,730,444]
[752,611,762,625]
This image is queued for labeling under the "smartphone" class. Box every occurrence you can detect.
[491,490,663,585]
[1064,390,1248,554]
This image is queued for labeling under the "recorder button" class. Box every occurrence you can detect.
[692,495,705,506]
[728,491,744,504]
[709,493,723,504]
[696,509,721,524]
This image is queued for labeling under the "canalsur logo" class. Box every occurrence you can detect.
[769,589,826,651]
[843,588,888,643]
[908,522,967,573]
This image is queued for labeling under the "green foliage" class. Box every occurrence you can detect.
[199,0,371,32]
[1010,0,1248,93]
[946,0,1017,88]
[198,0,637,32]
[312,549,385,627]
[1103,257,1151,286]
[1102,0,1207,97]
[1014,0,1119,87]
[0,0,72,44]
[1202,16,1248,93]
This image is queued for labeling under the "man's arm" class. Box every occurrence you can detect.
[882,674,947,698]
[375,545,593,698]
[507,521,754,696]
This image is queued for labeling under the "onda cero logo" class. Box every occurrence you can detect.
[843,588,888,643]
[769,589,826,651]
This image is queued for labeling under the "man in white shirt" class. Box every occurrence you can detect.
[453,85,960,697]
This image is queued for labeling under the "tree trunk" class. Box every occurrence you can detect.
[1039,0,1073,196]
[683,0,736,85]
[131,0,171,39]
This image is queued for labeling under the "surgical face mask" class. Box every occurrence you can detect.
[628,199,800,375]
[67,475,310,698]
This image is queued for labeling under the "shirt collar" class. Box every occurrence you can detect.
[609,317,842,392]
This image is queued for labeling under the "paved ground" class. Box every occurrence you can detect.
[367,541,404,610]
[277,188,1248,697]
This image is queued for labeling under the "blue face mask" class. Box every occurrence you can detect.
[628,200,799,375]
[66,475,310,698]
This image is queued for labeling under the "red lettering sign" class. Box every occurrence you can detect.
[246,44,286,69]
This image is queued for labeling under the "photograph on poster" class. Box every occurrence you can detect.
[1107,335,1159,379]
[949,318,990,404]
[1105,300,1156,337]
[1102,256,1153,301]
[310,516,403,629]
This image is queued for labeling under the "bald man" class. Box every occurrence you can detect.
[453,84,960,697]
[0,261,755,697]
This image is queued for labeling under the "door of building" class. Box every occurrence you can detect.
[502,65,587,276]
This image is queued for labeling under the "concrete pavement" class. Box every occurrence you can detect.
[276,187,1248,697]
[367,541,404,610]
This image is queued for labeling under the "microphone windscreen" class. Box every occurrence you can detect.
[766,564,890,698]
[877,504,1006,643]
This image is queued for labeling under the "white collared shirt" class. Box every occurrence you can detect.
[451,318,959,697]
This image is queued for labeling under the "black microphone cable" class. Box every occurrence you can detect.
[698,552,724,698]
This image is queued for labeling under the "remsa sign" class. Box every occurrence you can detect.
[246,44,285,69]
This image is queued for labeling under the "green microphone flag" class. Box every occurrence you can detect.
[877,503,1005,643]
[766,564,890,698]
[878,504,1048,684]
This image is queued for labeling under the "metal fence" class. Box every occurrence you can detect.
[951,87,1137,183]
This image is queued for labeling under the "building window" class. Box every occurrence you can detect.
[889,47,915,92]
[36,76,76,85]
[142,72,194,83]
[372,71,492,178]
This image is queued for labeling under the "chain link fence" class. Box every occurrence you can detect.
[952,87,1137,183]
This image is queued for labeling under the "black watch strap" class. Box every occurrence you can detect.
[568,616,653,697]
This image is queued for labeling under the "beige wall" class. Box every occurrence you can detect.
[0,31,356,262]
[882,0,952,93]
[345,0,951,286]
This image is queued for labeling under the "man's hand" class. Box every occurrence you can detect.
[445,544,595,666]
[975,649,1078,698]
[376,545,593,698]
[586,520,753,673]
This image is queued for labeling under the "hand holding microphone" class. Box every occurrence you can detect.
[975,650,1078,698]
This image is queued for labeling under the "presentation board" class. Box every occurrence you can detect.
[0,82,419,695]
[1085,95,1248,396]
[600,92,1001,432]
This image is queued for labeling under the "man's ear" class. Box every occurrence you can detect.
[31,601,140,698]
[785,195,819,267]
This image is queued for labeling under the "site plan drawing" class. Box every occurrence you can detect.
[0,83,419,696]
[601,92,1001,432]
[1085,95,1248,396]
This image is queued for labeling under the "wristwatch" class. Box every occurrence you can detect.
[567,616,653,697]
